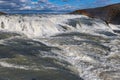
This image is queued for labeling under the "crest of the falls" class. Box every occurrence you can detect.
[0,15,116,38]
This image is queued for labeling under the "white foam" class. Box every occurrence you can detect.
[0,15,116,38]
[109,24,120,30]
[0,61,39,70]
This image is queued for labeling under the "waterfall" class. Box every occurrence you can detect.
[0,15,117,38]
[0,14,120,80]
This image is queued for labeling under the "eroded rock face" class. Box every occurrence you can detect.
[0,12,6,15]
[71,3,120,25]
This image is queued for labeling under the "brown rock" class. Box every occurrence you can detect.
[0,11,6,15]
[71,3,120,25]
[71,10,93,18]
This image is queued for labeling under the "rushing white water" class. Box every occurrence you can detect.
[0,15,118,38]
[0,14,120,80]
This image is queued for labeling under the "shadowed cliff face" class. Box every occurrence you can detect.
[71,3,120,25]
[0,12,6,15]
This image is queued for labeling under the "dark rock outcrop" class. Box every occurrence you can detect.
[71,3,120,25]
[0,11,6,15]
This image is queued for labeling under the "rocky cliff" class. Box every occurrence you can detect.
[0,12,6,15]
[71,3,120,25]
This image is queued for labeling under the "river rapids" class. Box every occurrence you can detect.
[0,14,120,80]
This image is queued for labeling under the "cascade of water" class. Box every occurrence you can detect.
[0,15,116,38]
[0,14,120,80]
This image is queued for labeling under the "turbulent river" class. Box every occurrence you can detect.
[0,14,120,80]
